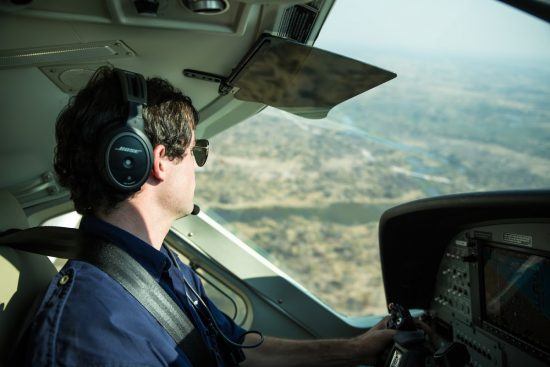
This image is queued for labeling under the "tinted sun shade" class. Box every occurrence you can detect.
[228,35,396,118]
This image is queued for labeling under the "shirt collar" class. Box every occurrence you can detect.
[79,215,171,281]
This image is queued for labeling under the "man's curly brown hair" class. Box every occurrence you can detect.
[54,66,198,215]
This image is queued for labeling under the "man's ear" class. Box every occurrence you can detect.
[151,144,168,181]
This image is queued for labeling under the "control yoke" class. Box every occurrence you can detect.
[380,303,470,367]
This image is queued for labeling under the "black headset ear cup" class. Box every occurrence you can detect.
[99,125,154,192]
[97,69,152,192]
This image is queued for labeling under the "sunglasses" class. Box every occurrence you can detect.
[192,139,209,167]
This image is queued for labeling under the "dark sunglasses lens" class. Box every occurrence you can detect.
[194,149,207,166]
[193,139,209,167]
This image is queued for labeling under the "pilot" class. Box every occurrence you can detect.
[17,66,397,366]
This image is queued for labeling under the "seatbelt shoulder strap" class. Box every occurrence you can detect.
[0,227,211,366]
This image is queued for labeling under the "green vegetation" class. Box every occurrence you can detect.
[195,54,550,316]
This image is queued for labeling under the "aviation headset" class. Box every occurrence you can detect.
[97,68,153,192]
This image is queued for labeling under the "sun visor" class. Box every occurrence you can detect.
[227,35,396,119]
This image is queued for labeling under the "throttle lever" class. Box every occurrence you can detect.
[387,303,416,331]
[379,303,431,367]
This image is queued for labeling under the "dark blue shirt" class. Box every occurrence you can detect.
[20,215,247,367]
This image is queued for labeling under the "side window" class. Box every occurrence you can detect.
[40,211,246,324]
[195,107,388,317]
[195,0,550,318]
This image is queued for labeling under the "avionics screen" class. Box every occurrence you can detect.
[482,245,550,351]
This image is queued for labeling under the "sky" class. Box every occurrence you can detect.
[315,0,550,62]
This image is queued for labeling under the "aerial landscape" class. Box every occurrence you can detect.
[195,51,550,316]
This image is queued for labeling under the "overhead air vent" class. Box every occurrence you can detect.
[277,1,322,43]
[40,63,111,94]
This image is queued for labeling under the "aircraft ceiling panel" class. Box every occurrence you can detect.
[68,21,262,110]
[0,16,80,51]
[0,0,335,193]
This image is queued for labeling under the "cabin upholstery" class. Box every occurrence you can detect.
[0,190,57,364]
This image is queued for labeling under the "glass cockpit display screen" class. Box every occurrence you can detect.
[482,245,550,351]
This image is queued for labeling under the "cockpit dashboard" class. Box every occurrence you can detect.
[379,190,550,366]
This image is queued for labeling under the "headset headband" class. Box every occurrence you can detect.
[116,69,147,130]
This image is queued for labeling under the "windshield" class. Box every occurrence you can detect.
[195,0,550,317]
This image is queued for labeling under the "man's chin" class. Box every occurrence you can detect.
[175,203,194,219]
[174,212,187,220]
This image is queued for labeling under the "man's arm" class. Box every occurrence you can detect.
[240,317,396,367]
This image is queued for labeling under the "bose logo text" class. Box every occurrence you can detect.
[114,146,142,154]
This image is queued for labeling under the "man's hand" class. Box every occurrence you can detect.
[350,316,398,365]
[242,316,401,367]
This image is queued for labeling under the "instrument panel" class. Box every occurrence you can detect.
[430,222,550,367]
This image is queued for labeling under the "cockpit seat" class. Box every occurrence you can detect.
[0,190,57,365]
